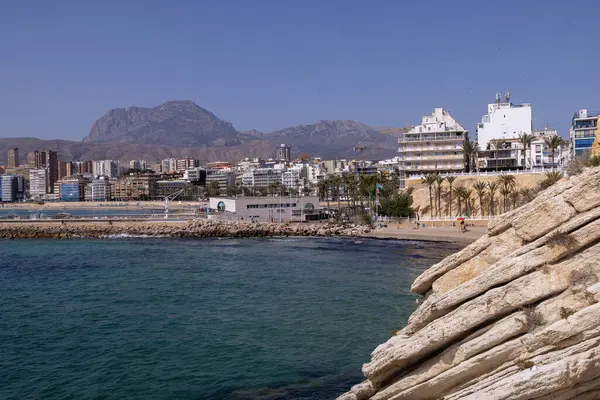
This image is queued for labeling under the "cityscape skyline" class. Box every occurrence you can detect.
[2,1,600,141]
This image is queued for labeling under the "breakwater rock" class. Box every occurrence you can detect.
[0,219,372,239]
[339,166,600,400]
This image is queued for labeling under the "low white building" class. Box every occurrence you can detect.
[208,196,321,222]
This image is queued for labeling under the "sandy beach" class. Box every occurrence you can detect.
[365,225,487,244]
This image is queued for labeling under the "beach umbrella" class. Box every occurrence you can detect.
[456,217,465,221]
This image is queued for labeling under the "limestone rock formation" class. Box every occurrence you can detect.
[339,166,600,400]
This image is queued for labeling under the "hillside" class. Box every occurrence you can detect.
[0,138,276,165]
[339,166,600,399]
[84,100,244,147]
[267,120,398,159]
[2,101,399,163]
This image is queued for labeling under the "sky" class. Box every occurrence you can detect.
[1,0,599,141]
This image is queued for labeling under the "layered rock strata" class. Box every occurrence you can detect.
[339,166,600,400]
[0,220,371,239]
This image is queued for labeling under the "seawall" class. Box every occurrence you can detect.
[0,219,373,239]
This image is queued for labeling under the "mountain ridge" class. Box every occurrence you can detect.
[2,100,399,163]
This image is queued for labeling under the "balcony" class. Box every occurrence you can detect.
[401,145,463,152]
[404,154,464,161]
[399,133,466,143]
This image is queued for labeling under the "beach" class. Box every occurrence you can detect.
[366,225,487,244]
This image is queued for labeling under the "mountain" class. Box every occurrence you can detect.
[84,100,244,147]
[2,101,401,164]
[240,129,264,138]
[266,120,398,159]
[0,138,276,165]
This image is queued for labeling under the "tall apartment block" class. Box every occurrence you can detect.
[29,169,49,199]
[7,148,19,168]
[45,150,58,193]
[570,109,598,157]
[398,108,468,185]
[27,150,46,169]
[277,144,291,162]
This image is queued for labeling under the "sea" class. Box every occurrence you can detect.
[0,237,459,400]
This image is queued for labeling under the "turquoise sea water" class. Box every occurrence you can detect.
[0,237,459,400]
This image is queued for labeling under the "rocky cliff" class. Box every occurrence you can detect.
[339,166,600,400]
[84,100,243,146]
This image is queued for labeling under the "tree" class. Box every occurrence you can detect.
[520,187,535,203]
[472,181,487,216]
[518,133,535,169]
[487,181,500,216]
[543,134,564,167]
[509,188,520,210]
[422,173,437,218]
[435,174,444,217]
[540,171,564,190]
[445,175,457,216]
[342,173,357,207]
[225,184,236,197]
[462,141,479,172]
[499,186,511,212]
[497,174,516,212]
[379,190,413,218]
[453,186,464,216]
[461,188,473,216]
[206,181,221,197]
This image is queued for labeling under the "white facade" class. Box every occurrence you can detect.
[88,176,111,201]
[476,94,533,150]
[29,169,48,198]
[161,158,177,173]
[399,108,467,180]
[241,168,283,188]
[92,160,119,178]
[209,196,320,222]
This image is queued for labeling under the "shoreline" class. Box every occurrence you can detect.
[0,219,485,245]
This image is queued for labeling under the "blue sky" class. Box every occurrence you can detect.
[1,0,599,140]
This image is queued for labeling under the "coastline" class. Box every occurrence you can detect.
[0,219,486,245]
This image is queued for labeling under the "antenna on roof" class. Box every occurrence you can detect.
[504,92,511,103]
[495,93,502,103]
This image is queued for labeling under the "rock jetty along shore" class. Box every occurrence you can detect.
[0,219,372,239]
[339,166,600,400]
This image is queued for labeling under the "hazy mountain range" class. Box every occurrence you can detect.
[1,100,398,165]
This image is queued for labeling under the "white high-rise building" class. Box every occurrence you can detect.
[92,160,119,178]
[476,93,533,150]
[29,169,49,199]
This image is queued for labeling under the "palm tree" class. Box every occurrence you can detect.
[445,175,457,216]
[463,188,473,216]
[520,187,535,203]
[462,141,479,172]
[332,175,342,212]
[472,181,487,216]
[435,174,444,217]
[487,181,500,216]
[453,186,464,215]
[543,134,564,168]
[509,188,520,210]
[540,171,564,190]
[518,133,535,169]
[499,186,512,212]
[422,173,437,218]
[497,174,516,212]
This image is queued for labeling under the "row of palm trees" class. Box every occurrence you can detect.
[421,171,563,218]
